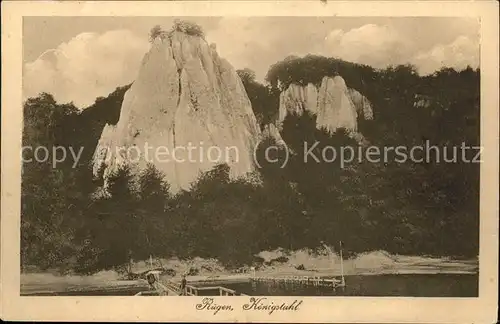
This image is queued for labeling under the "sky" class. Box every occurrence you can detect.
[23,17,480,108]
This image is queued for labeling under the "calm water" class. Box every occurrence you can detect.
[22,286,148,296]
[23,274,478,297]
[216,274,478,297]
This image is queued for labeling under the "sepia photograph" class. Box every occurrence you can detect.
[1,1,498,322]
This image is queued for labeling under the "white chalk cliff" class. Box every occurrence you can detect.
[261,123,286,146]
[278,76,373,134]
[92,29,261,192]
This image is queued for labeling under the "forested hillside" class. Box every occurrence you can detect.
[21,55,480,274]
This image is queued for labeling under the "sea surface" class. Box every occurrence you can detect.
[22,273,478,297]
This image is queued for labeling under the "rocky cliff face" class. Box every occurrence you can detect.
[261,123,285,146]
[92,29,261,192]
[278,76,373,134]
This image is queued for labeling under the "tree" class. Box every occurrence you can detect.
[237,68,280,127]
[74,166,140,273]
[21,94,81,272]
[237,68,257,84]
[170,19,205,38]
[135,164,171,259]
[149,25,165,42]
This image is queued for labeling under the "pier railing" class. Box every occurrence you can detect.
[164,281,247,296]
[136,270,248,296]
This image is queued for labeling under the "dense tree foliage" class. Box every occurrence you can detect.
[259,55,479,258]
[149,20,205,43]
[237,68,280,128]
[265,54,377,91]
[21,55,479,274]
[21,94,83,271]
[21,87,131,272]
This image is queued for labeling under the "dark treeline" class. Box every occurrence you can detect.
[241,55,479,258]
[21,55,479,274]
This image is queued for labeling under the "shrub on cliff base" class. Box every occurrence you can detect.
[270,256,289,264]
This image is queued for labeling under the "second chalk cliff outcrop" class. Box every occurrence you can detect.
[278,76,374,134]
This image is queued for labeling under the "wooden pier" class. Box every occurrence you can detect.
[162,280,247,296]
[251,275,345,288]
[250,241,347,289]
[135,271,247,296]
[134,279,176,296]
[135,281,247,296]
[135,241,347,295]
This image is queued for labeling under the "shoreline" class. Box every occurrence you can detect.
[20,270,479,296]
[20,251,478,294]
[20,267,478,295]
[179,268,477,284]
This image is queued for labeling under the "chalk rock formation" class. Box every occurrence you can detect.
[278,83,318,122]
[347,88,374,120]
[261,123,286,146]
[278,76,373,134]
[92,27,261,192]
[413,94,432,109]
[316,76,358,133]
